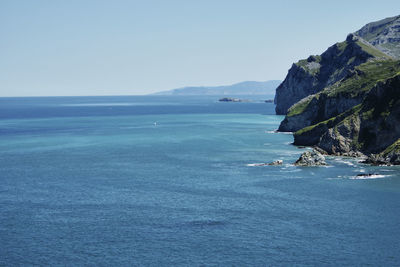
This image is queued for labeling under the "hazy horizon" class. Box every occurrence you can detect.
[0,79,279,98]
[1,0,400,97]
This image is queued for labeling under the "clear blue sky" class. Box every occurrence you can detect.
[1,0,399,96]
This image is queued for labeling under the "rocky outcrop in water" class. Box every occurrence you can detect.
[269,160,283,166]
[219,97,243,102]
[294,150,326,166]
[363,151,400,166]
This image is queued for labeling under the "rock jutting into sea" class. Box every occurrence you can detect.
[294,149,327,166]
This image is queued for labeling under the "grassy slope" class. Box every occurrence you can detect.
[355,15,400,42]
[355,41,391,59]
[295,68,400,154]
[294,60,400,138]
[382,138,400,156]
[288,60,400,118]
[326,60,400,97]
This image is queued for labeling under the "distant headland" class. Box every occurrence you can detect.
[153,80,281,96]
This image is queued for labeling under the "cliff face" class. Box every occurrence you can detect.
[275,15,400,116]
[279,60,399,132]
[294,73,400,163]
[274,34,387,115]
[274,60,319,115]
[319,74,400,154]
[275,15,400,165]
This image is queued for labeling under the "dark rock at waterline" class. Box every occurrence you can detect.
[219,97,244,102]
[356,173,379,177]
[250,160,283,166]
[361,149,400,166]
[269,160,283,165]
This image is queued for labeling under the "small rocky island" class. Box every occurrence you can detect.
[294,150,327,166]
[219,97,248,102]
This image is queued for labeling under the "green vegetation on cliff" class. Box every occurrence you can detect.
[294,72,400,162]
[355,41,392,59]
[381,139,400,156]
[295,55,322,75]
[277,15,400,164]
[286,60,400,123]
[287,96,314,117]
[294,105,360,136]
[275,34,385,115]
[326,60,400,97]
[355,15,400,59]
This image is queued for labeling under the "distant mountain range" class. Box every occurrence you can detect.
[153,80,281,95]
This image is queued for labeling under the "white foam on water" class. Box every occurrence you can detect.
[350,174,389,180]
[246,163,266,167]
[280,166,301,172]
[333,158,356,166]
[328,173,390,180]
[264,130,293,135]
[322,165,334,168]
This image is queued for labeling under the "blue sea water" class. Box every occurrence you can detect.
[1,95,400,266]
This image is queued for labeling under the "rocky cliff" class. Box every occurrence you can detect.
[317,74,400,155]
[279,60,399,132]
[274,34,389,115]
[355,15,400,59]
[275,15,400,165]
[293,68,400,163]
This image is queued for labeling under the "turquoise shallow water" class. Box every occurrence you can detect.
[1,96,400,266]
